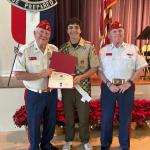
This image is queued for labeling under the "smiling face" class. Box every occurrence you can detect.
[109,28,124,46]
[67,24,81,41]
[34,28,51,50]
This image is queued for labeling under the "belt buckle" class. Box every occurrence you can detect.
[38,90,42,93]
[43,89,49,92]
[112,79,125,86]
[28,89,50,93]
[38,89,49,93]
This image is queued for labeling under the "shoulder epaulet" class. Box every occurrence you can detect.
[19,41,34,53]
[85,41,91,44]
[84,41,95,47]
[105,44,111,48]
[27,41,34,48]
[48,44,58,51]
[101,44,112,49]
[100,45,109,52]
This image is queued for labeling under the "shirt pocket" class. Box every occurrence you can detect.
[122,55,135,70]
[102,56,113,70]
[27,60,41,73]
[77,54,89,71]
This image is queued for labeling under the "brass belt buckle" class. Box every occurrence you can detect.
[42,89,49,93]
[38,89,49,93]
[112,79,125,86]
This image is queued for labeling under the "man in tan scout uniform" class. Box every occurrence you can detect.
[60,17,99,150]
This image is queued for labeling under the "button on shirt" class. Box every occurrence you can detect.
[99,43,148,82]
[13,41,58,90]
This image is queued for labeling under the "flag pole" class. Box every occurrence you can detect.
[7,44,19,87]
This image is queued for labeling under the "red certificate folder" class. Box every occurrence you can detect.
[50,51,77,74]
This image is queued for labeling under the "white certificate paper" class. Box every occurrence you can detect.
[48,71,73,89]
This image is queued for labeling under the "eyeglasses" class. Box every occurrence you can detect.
[68,25,80,30]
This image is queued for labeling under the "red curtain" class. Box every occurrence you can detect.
[54,0,150,51]
[112,0,150,49]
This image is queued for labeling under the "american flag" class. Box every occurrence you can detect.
[99,0,117,47]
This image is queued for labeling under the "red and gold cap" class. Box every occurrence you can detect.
[110,21,123,31]
[36,20,51,32]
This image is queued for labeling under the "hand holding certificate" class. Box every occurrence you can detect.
[48,71,73,89]
[48,51,77,89]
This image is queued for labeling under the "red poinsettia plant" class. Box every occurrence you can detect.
[132,99,150,126]
[56,100,66,126]
[13,105,27,128]
[13,99,150,128]
[13,101,66,128]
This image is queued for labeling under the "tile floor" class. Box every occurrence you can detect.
[0,127,150,150]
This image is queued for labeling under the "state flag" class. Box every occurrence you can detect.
[11,5,55,44]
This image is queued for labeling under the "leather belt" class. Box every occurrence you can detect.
[28,88,51,93]
[112,79,125,86]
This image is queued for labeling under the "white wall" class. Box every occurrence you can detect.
[0,1,25,131]
[0,1,17,76]
[0,88,25,131]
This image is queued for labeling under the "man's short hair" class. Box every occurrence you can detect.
[66,17,82,29]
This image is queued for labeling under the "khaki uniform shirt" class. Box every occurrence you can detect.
[60,38,99,94]
[99,42,148,82]
[13,41,58,90]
